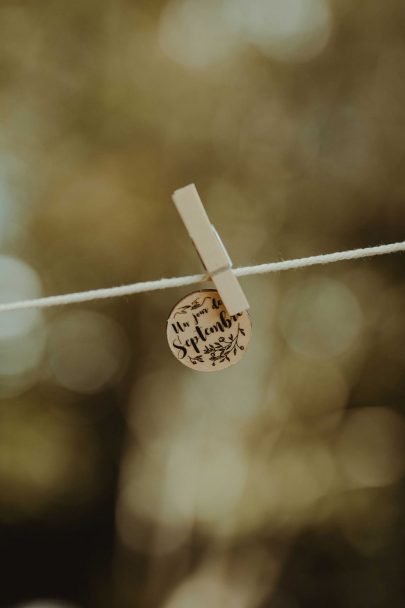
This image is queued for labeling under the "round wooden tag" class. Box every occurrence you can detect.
[167,289,251,371]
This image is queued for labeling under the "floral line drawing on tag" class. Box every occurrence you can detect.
[174,296,212,317]
[188,324,246,367]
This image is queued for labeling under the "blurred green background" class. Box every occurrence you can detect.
[0,1,405,607]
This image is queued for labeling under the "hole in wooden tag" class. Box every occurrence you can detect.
[167,289,251,372]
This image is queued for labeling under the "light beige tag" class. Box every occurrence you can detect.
[167,289,251,371]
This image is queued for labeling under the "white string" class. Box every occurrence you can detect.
[0,240,403,313]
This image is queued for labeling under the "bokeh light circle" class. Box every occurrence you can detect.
[0,255,42,339]
[224,0,333,62]
[47,310,129,394]
[337,407,405,488]
[279,277,363,357]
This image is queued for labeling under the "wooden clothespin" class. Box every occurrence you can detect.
[172,184,249,316]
